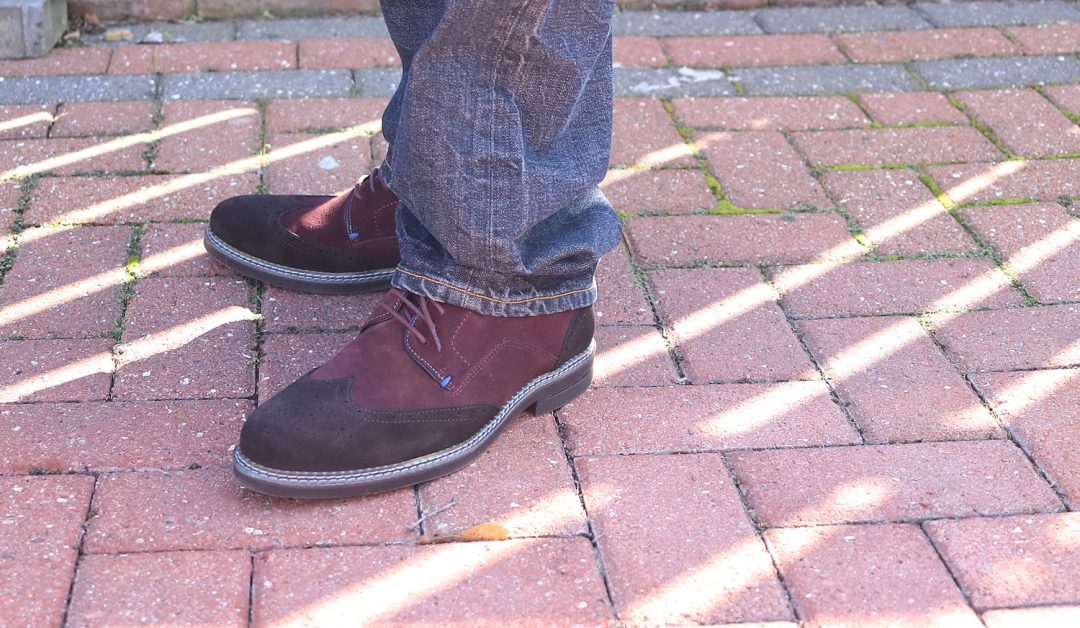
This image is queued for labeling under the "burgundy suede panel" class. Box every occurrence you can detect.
[281,169,398,253]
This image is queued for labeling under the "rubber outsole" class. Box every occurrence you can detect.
[203,228,395,295]
[232,341,595,499]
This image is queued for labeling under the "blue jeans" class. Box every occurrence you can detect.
[378,0,623,316]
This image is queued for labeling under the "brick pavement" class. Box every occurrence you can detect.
[1,5,1079,626]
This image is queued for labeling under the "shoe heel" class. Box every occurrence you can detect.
[530,357,593,415]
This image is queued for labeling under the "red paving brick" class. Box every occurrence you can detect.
[264,132,371,194]
[773,258,1022,318]
[27,173,259,224]
[0,337,114,402]
[0,181,18,231]
[266,97,388,133]
[155,100,261,174]
[0,137,147,178]
[664,34,845,67]
[0,225,132,338]
[140,221,227,277]
[819,169,977,256]
[258,331,350,402]
[0,47,111,77]
[578,453,793,625]
[252,538,612,626]
[858,92,968,126]
[594,244,653,325]
[1008,23,1080,55]
[261,287,382,332]
[796,316,1002,443]
[696,131,831,209]
[972,369,1080,507]
[766,524,981,628]
[961,202,1080,302]
[418,413,585,538]
[85,467,415,553]
[627,213,855,266]
[110,41,297,73]
[836,27,1017,63]
[930,304,1080,372]
[650,267,817,383]
[50,101,157,138]
[956,89,1080,158]
[112,277,255,400]
[926,513,1080,609]
[592,325,679,387]
[672,96,869,130]
[982,606,1080,628]
[0,552,78,628]
[0,474,94,557]
[611,98,693,168]
[729,441,1062,526]
[298,38,401,69]
[561,381,859,456]
[68,551,250,628]
[0,399,248,473]
[613,36,667,67]
[0,103,54,140]
[792,127,1002,167]
[928,159,1080,204]
[600,168,715,215]
[1043,84,1080,116]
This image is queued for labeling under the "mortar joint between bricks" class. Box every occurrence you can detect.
[59,471,100,628]
[945,93,1020,160]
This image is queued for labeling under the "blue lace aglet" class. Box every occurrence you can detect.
[440,375,452,389]
[347,231,361,240]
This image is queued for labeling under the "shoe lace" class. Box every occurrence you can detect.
[345,170,380,241]
[380,288,446,351]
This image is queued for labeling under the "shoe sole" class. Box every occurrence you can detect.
[204,228,395,295]
[232,340,595,499]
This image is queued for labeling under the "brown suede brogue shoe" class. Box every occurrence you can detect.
[204,169,400,294]
[233,289,596,498]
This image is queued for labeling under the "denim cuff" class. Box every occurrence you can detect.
[392,265,597,317]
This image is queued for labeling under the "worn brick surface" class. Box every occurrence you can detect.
[729,440,1062,526]
[85,467,414,553]
[68,551,250,628]
[960,202,1080,303]
[0,181,19,232]
[141,222,226,278]
[0,399,247,473]
[299,38,401,69]
[155,100,261,174]
[673,96,869,130]
[264,132,371,194]
[651,267,816,382]
[594,244,653,325]
[1008,23,1080,55]
[112,277,256,400]
[664,34,845,67]
[261,288,382,332]
[0,47,112,77]
[982,606,1080,628]
[767,524,981,628]
[628,213,854,266]
[50,101,157,138]
[858,91,968,125]
[258,331,350,402]
[819,169,976,256]
[913,55,1080,91]
[732,63,921,96]
[418,414,585,538]
[0,225,132,338]
[592,325,679,387]
[774,258,1022,318]
[562,380,858,455]
[0,104,54,140]
[931,304,1080,372]
[928,160,1080,204]
[0,552,78,628]
[836,27,1017,63]
[579,454,792,625]
[797,316,1002,442]
[601,168,715,215]
[613,36,667,67]
[0,338,114,402]
[926,513,1080,609]
[956,89,1080,157]
[697,131,830,209]
[792,127,1002,167]
[973,369,1080,507]
[27,173,259,224]
[110,41,297,74]
[0,137,147,179]
[252,539,612,626]
[611,98,693,168]
[1043,84,1080,116]
[266,97,388,133]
